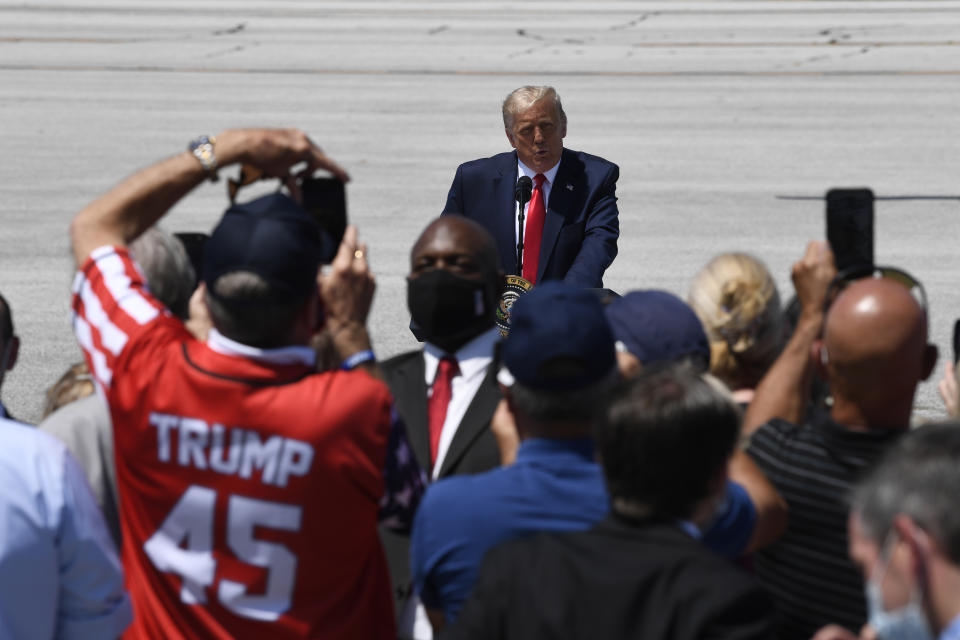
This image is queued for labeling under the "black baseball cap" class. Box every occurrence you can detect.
[202,192,334,302]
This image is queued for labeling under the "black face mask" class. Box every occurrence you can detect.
[407,270,496,350]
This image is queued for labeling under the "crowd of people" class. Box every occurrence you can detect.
[2,85,960,640]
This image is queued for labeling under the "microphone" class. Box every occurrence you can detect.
[515,176,533,203]
[514,176,533,276]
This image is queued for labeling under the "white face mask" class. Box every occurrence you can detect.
[865,534,934,640]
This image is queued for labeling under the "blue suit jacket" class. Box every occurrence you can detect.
[442,148,619,288]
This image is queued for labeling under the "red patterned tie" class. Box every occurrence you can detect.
[428,356,460,466]
[523,173,547,284]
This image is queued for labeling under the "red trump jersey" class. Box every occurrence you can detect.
[72,245,418,639]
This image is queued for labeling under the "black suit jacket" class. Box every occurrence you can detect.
[442,148,619,288]
[379,349,502,618]
[449,517,775,640]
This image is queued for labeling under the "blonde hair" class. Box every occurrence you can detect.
[502,86,567,130]
[688,253,785,390]
[43,361,95,418]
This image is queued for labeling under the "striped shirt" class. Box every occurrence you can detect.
[746,414,903,640]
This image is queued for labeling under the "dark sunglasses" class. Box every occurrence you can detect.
[824,264,928,314]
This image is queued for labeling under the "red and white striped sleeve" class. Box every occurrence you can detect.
[71,245,169,391]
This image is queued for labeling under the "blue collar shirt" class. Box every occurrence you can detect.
[411,437,608,622]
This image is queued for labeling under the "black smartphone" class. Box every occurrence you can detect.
[174,232,209,287]
[301,176,347,263]
[953,319,960,365]
[826,188,874,272]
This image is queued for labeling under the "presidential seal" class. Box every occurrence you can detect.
[496,275,533,337]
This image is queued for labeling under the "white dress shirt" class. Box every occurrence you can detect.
[513,158,562,256]
[0,417,132,639]
[422,326,500,480]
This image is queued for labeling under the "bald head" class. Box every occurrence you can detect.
[410,215,501,283]
[407,215,505,352]
[821,277,936,429]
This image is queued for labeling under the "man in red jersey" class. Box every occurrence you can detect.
[69,128,424,639]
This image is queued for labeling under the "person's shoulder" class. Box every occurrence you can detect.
[380,349,422,373]
[749,417,805,445]
[318,367,393,401]
[1,418,67,455]
[420,465,514,516]
[456,151,516,173]
[39,394,108,433]
[0,418,69,480]
[562,147,618,172]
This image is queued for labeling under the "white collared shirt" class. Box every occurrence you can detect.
[422,327,500,480]
[514,158,561,254]
[206,328,317,367]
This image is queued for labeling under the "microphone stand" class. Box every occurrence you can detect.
[515,177,532,276]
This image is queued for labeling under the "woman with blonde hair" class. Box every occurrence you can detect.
[688,253,786,405]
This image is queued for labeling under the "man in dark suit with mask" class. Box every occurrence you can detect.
[381,215,505,639]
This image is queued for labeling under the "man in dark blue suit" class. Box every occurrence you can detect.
[442,86,619,289]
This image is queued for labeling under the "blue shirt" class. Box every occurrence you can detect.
[411,438,608,621]
[0,417,132,639]
[411,438,757,622]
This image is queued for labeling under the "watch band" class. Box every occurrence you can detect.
[188,135,219,182]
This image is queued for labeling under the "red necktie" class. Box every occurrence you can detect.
[522,173,546,284]
[428,356,459,466]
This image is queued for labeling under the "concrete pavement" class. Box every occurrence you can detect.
[1,1,959,421]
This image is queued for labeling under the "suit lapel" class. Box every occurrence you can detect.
[538,148,576,283]
[437,363,501,478]
[494,153,520,276]
[390,355,431,470]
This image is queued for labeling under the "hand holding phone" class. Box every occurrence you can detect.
[826,188,874,272]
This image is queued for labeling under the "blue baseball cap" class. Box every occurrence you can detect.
[500,281,616,390]
[203,192,335,302]
[605,290,710,369]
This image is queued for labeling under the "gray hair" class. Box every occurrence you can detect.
[502,86,567,130]
[204,271,308,348]
[852,422,960,564]
[509,368,618,423]
[130,227,195,320]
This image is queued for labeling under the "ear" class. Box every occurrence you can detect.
[812,339,828,380]
[4,335,18,372]
[559,119,568,139]
[500,383,515,412]
[920,344,938,381]
[505,128,517,149]
[893,514,933,579]
[307,290,325,334]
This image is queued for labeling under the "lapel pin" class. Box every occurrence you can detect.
[566,183,574,191]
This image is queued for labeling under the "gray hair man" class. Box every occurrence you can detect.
[814,423,960,640]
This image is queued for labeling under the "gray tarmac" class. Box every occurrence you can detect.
[2,1,959,423]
